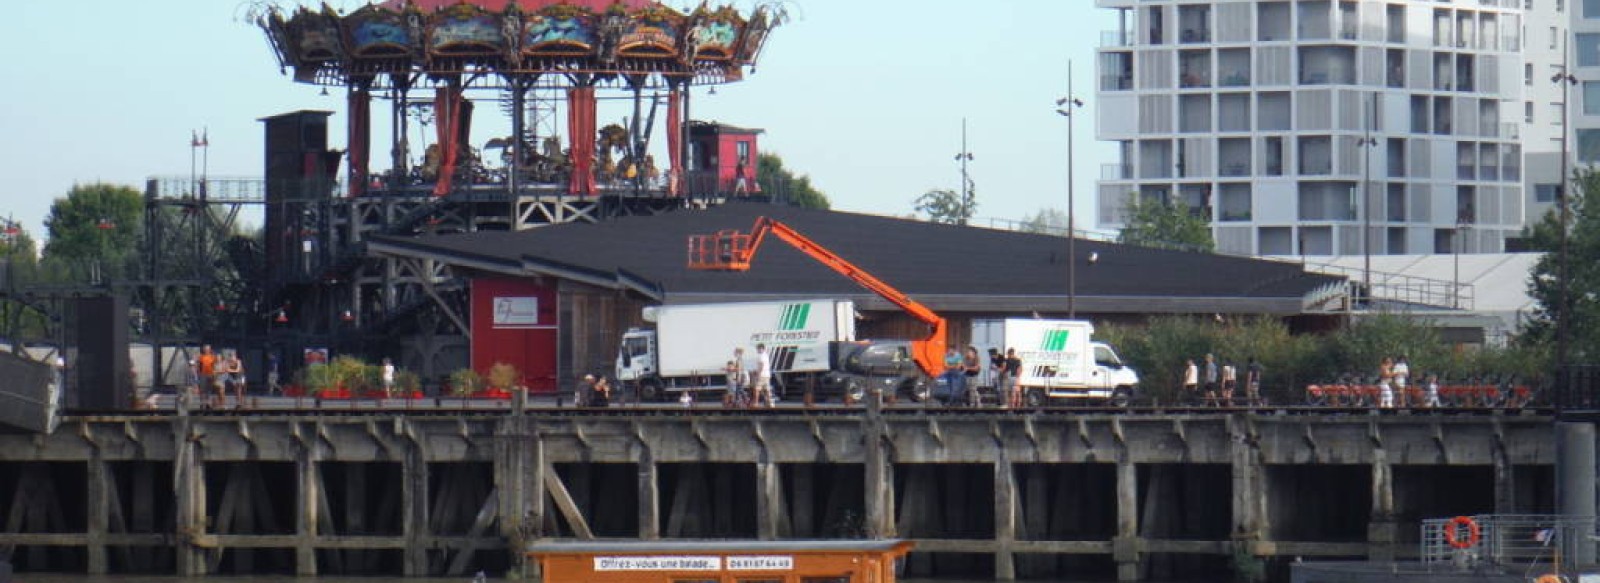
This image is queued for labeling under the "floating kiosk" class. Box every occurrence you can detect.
[527,540,913,583]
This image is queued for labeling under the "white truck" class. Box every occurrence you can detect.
[616,299,856,401]
[971,319,1140,406]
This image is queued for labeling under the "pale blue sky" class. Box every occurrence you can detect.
[0,1,1117,241]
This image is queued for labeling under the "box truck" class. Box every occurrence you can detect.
[970,319,1139,406]
[616,299,856,401]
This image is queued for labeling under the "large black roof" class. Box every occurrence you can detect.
[367,202,1346,315]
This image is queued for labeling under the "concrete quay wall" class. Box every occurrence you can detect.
[0,410,1556,580]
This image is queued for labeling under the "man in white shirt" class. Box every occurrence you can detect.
[752,343,774,407]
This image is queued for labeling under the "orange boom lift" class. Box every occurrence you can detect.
[688,216,948,379]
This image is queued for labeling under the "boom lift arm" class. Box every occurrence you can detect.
[687,216,948,378]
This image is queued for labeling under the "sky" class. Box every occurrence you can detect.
[0,0,1118,242]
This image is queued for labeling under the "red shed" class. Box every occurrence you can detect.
[470,276,560,392]
[688,121,762,196]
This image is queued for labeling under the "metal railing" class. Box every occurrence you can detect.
[1296,261,1473,310]
[146,176,275,202]
[1421,515,1592,571]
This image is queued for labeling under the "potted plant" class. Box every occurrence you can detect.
[396,369,423,399]
[449,368,482,406]
[329,355,368,400]
[303,363,336,401]
[486,362,520,400]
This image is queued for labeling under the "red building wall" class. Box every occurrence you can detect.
[716,133,759,193]
[470,276,559,393]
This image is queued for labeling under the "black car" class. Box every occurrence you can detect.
[816,341,932,403]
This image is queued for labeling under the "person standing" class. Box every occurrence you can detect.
[962,346,982,406]
[1003,348,1023,408]
[197,345,218,409]
[727,347,749,405]
[1422,373,1441,408]
[381,358,396,397]
[1182,359,1199,405]
[752,343,774,407]
[1202,353,1219,407]
[1377,356,1395,409]
[577,374,596,407]
[221,350,245,408]
[1392,356,1410,407]
[942,347,965,406]
[1245,357,1264,407]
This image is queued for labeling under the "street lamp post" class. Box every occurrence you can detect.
[1453,222,1469,309]
[955,119,974,225]
[1554,42,1578,371]
[1356,92,1379,307]
[1057,61,1084,319]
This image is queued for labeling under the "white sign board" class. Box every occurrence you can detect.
[727,555,794,570]
[492,297,539,328]
[594,556,722,571]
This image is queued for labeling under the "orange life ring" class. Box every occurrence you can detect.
[1535,574,1565,583]
[1443,516,1480,549]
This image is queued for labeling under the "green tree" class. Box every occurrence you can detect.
[41,183,143,281]
[756,153,831,209]
[0,226,48,341]
[1018,207,1069,236]
[1116,199,1214,252]
[1520,167,1600,364]
[914,187,975,225]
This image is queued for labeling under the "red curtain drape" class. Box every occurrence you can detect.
[666,87,682,197]
[348,88,371,197]
[432,85,464,196]
[567,86,597,196]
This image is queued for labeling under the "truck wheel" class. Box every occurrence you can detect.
[638,380,662,402]
[904,378,931,402]
[844,379,866,404]
[1023,388,1048,408]
[1110,387,1133,408]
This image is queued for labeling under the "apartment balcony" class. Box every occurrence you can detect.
[1100,30,1134,48]
[1101,163,1134,180]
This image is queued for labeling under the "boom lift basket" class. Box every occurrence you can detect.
[688,229,755,271]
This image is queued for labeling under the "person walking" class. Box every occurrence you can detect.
[1245,357,1264,407]
[1181,359,1199,405]
[1422,373,1441,408]
[1220,360,1237,406]
[1202,354,1219,407]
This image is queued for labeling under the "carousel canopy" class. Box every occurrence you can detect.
[258,0,785,89]
[382,0,653,11]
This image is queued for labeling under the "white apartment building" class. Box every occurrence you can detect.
[1095,0,1526,256]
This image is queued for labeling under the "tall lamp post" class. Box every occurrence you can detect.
[1056,61,1084,318]
[1453,222,1469,309]
[1356,92,1379,307]
[955,119,974,225]
[1553,44,1578,372]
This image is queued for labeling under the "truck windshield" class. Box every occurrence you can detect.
[1094,345,1122,367]
[623,337,650,358]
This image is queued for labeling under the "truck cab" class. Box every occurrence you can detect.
[615,329,661,399]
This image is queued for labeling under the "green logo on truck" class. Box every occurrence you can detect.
[779,303,811,331]
[1040,329,1071,351]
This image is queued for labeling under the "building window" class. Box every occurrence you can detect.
[1586,82,1600,115]
[1580,34,1600,66]
[1527,63,1534,85]
[1536,184,1560,203]
[1554,102,1566,125]
[1527,100,1535,123]
[1588,0,1600,18]
[1580,129,1600,162]
[1555,27,1562,50]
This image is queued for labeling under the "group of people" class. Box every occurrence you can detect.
[1181,353,1264,407]
[1376,355,1442,408]
[192,344,247,409]
[576,373,612,407]
[724,343,774,407]
[941,345,1022,408]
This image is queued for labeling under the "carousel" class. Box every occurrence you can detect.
[258,0,781,225]
[249,0,782,371]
